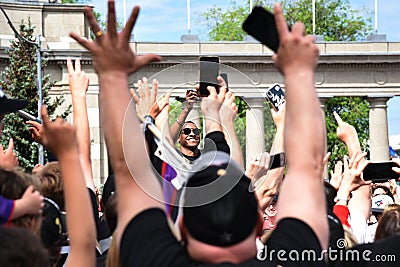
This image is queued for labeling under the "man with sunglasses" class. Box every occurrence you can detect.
[178,121,201,164]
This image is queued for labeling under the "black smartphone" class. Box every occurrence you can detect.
[220,72,229,92]
[269,152,286,170]
[199,56,220,97]
[363,161,399,182]
[265,83,285,111]
[242,6,283,53]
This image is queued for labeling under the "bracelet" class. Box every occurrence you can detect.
[176,118,184,126]
[334,196,350,203]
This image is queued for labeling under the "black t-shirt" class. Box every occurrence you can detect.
[120,208,326,267]
[335,235,400,267]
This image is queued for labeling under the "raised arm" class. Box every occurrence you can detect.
[0,138,18,170]
[67,58,95,191]
[201,86,226,135]
[334,111,364,163]
[70,2,162,247]
[333,111,371,222]
[41,106,96,267]
[219,89,243,168]
[272,4,328,249]
[170,90,198,144]
[252,102,286,209]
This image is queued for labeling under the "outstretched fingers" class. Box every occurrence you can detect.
[333,111,343,125]
[132,54,162,73]
[122,6,140,43]
[273,3,289,41]
[41,105,51,129]
[107,0,117,38]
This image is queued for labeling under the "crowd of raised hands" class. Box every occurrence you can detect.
[1,1,400,267]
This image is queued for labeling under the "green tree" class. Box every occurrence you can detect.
[202,0,372,41]
[0,19,70,172]
[201,0,372,169]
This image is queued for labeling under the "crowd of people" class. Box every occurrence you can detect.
[1,1,400,266]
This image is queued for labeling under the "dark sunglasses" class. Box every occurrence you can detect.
[181,128,201,135]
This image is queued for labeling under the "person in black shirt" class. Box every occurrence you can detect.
[178,121,201,163]
[70,2,328,266]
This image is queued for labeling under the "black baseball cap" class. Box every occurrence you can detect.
[183,151,259,247]
[41,198,65,248]
[0,90,29,114]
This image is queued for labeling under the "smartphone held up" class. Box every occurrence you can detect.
[242,6,285,53]
[363,161,399,183]
[199,56,220,97]
[265,83,285,111]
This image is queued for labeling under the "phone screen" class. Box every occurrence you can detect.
[265,83,285,111]
[242,6,286,53]
[199,56,220,97]
[363,161,398,182]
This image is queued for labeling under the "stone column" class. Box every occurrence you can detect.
[245,98,265,167]
[368,97,391,161]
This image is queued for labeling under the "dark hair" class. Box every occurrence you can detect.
[0,168,41,229]
[37,161,65,211]
[374,204,400,241]
[372,185,395,202]
[324,181,337,211]
[105,193,118,233]
[0,227,48,267]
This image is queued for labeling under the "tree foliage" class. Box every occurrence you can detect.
[201,0,373,169]
[0,19,70,171]
[202,0,372,41]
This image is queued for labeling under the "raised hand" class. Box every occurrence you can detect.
[69,2,161,76]
[130,78,160,120]
[271,102,286,131]
[19,185,44,215]
[154,91,172,130]
[0,138,18,170]
[272,4,319,75]
[333,111,358,144]
[185,89,199,111]
[329,160,343,190]
[245,152,270,183]
[201,85,227,116]
[219,91,237,122]
[40,106,77,157]
[67,58,89,97]
[26,121,47,146]
[340,152,371,193]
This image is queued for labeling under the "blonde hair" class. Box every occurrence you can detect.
[106,236,120,267]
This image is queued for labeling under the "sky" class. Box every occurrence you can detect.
[90,0,400,136]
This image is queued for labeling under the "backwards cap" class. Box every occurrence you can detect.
[371,194,394,213]
[183,151,258,247]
